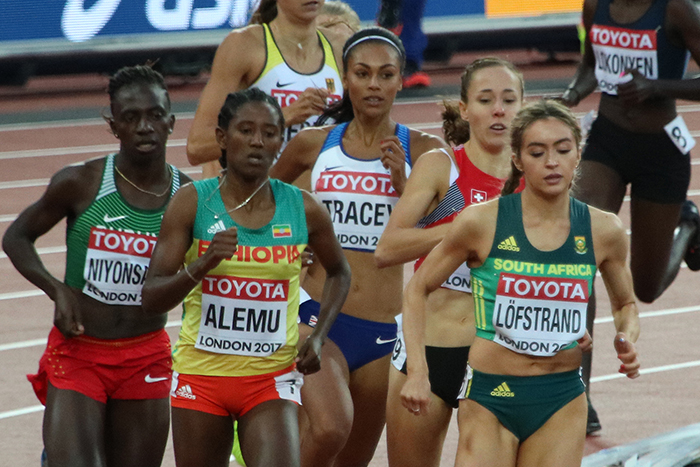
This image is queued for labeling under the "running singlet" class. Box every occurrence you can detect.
[173,178,308,377]
[252,23,343,148]
[414,145,523,293]
[310,122,412,252]
[470,194,596,357]
[591,0,688,95]
[64,154,182,306]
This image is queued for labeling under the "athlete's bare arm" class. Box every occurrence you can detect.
[2,163,101,336]
[561,0,599,106]
[187,26,265,166]
[628,0,700,102]
[269,126,329,185]
[590,207,641,378]
[296,191,351,374]
[143,181,245,315]
[399,201,497,413]
[375,149,453,268]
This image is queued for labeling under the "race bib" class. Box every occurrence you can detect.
[82,227,156,305]
[492,272,588,356]
[196,275,289,357]
[590,25,658,95]
[315,170,399,252]
[442,262,472,293]
[664,115,696,155]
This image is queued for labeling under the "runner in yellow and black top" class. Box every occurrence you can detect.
[187,0,347,179]
[401,100,640,467]
[3,65,189,467]
[142,88,350,467]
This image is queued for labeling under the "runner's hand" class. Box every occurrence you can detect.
[301,247,315,268]
[380,136,408,196]
[53,284,84,338]
[614,332,640,379]
[617,69,655,105]
[400,373,432,416]
[296,334,323,374]
[283,88,330,126]
[577,330,593,352]
[200,227,239,271]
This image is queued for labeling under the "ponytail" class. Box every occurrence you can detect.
[317,91,354,125]
[500,160,524,196]
[441,100,470,146]
[249,0,277,24]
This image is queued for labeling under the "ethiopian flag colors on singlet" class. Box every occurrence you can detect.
[173,178,308,377]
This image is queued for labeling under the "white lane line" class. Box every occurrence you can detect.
[0,320,182,352]
[0,405,44,420]
[0,246,66,260]
[594,305,700,324]
[0,166,200,191]
[0,139,186,161]
[0,289,45,301]
[0,347,696,420]
[591,360,700,383]
[0,112,196,132]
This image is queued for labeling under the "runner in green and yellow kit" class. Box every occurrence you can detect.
[400,100,640,467]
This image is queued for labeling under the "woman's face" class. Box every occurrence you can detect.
[109,83,174,159]
[516,117,581,197]
[343,41,403,118]
[277,0,324,22]
[460,66,522,153]
[216,101,283,180]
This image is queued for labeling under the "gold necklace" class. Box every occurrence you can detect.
[114,163,173,197]
[205,172,270,220]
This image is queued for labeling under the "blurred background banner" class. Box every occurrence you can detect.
[0,0,583,84]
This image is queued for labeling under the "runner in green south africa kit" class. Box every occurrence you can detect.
[400,100,641,467]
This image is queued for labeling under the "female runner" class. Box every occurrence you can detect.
[2,65,188,467]
[561,0,700,432]
[187,0,347,179]
[142,88,351,467]
[270,27,446,467]
[401,100,640,467]
[375,57,525,467]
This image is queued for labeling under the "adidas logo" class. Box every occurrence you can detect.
[497,236,520,252]
[490,382,515,397]
[175,384,197,400]
[207,220,226,235]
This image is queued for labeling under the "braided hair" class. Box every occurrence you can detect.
[317,27,405,125]
[108,65,169,110]
[217,88,285,168]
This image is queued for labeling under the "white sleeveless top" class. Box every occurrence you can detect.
[252,23,343,150]
[310,122,412,253]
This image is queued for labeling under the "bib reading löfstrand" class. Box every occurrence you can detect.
[470,194,596,357]
[310,122,412,252]
[65,154,182,305]
[173,178,308,377]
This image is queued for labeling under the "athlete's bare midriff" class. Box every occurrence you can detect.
[303,249,402,323]
[73,289,168,339]
[423,287,475,348]
[468,337,582,376]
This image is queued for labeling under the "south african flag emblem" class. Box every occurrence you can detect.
[273,224,292,238]
[574,236,587,254]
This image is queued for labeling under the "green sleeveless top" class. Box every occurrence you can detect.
[64,154,182,305]
[173,177,309,377]
[470,193,597,357]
